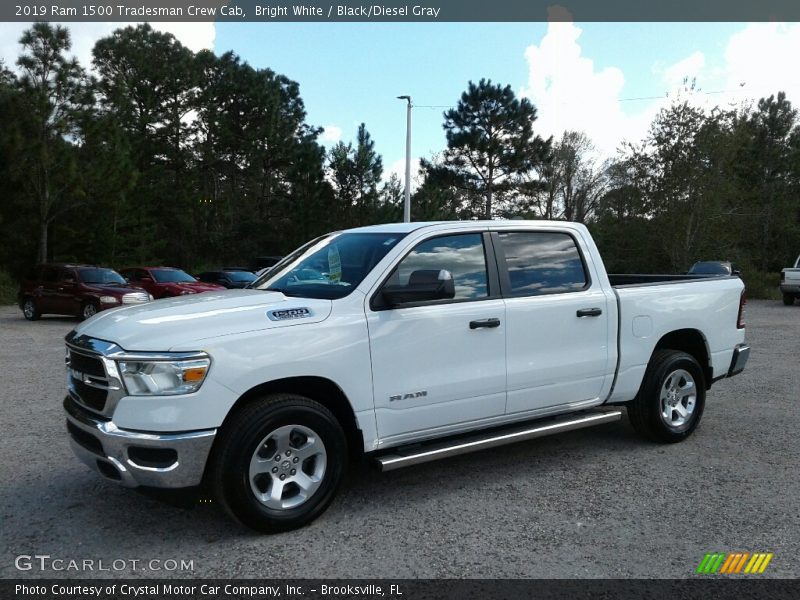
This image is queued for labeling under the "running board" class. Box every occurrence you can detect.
[375,408,623,471]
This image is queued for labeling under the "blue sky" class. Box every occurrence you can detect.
[3,19,798,179]
[215,21,758,178]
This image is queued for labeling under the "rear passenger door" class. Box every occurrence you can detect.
[493,230,612,414]
[38,266,61,314]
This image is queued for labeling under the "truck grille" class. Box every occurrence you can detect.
[66,348,110,413]
[121,292,150,304]
[67,351,105,378]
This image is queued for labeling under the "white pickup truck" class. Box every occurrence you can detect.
[63,221,750,532]
[781,254,800,305]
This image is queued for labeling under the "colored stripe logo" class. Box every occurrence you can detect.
[696,552,773,574]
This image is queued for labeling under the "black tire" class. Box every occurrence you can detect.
[783,293,795,306]
[207,393,347,533]
[22,297,41,321]
[627,349,706,443]
[80,301,99,320]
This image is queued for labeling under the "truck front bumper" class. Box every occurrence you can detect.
[727,344,750,377]
[64,396,216,489]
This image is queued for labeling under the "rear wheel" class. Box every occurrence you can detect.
[22,297,40,321]
[627,350,706,443]
[783,293,795,306]
[208,393,346,533]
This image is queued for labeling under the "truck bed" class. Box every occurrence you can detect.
[608,273,731,287]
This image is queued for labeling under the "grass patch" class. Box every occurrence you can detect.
[741,271,781,300]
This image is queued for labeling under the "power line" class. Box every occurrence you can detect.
[412,82,800,109]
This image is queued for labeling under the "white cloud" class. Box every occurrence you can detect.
[520,21,633,157]
[519,21,800,160]
[662,51,705,88]
[721,23,800,104]
[388,157,422,191]
[0,22,214,72]
[320,124,343,144]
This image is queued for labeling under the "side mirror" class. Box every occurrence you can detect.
[733,269,741,277]
[381,269,456,307]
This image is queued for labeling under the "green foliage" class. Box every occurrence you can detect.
[1,23,799,300]
[434,78,552,219]
[0,270,17,305]
[740,271,782,300]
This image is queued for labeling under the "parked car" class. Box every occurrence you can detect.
[18,264,151,321]
[119,267,225,299]
[197,269,257,289]
[688,261,740,277]
[64,221,749,533]
[251,255,283,272]
[780,254,800,305]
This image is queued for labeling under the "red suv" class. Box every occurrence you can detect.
[119,267,225,299]
[18,264,152,321]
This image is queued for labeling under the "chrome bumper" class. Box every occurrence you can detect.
[727,344,750,377]
[64,397,216,489]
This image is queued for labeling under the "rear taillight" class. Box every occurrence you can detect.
[737,290,746,329]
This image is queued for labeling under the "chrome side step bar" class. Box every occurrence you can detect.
[375,408,623,471]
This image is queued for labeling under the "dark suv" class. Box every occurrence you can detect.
[18,264,152,321]
[196,269,257,289]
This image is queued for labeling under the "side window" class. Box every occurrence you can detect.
[390,233,488,301]
[496,231,588,296]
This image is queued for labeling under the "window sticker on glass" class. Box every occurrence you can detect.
[328,246,342,283]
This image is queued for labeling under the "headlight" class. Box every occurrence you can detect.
[117,357,210,396]
[99,295,119,304]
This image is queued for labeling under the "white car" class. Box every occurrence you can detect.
[63,220,750,532]
[780,254,800,305]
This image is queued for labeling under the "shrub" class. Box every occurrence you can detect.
[0,270,18,305]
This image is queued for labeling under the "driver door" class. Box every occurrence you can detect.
[366,232,507,444]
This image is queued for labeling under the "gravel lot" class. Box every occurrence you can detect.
[1,300,798,579]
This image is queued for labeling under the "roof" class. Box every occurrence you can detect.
[344,219,585,234]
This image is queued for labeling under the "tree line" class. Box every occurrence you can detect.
[1,23,798,296]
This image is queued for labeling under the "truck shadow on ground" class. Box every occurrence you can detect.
[14,418,647,547]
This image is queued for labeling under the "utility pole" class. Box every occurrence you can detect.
[397,95,412,222]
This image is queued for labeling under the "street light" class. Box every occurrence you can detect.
[397,95,412,223]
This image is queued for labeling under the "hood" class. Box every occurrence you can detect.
[163,281,224,292]
[83,283,145,295]
[73,289,333,351]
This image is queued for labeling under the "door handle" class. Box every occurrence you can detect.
[470,318,501,329]
[576,308,603,318]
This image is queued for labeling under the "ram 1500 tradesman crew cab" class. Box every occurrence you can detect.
[63,221,750,532]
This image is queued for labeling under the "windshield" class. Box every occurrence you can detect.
[226,271,256,282]
[78,268,127,285]
[151,269,197,283]
[689,262,729,275]
[254,232,406,299]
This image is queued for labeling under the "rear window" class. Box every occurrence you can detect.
[496,231,588,296]
[226,271,256,282]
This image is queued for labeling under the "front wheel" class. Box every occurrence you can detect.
[783,293,795,306]
[627,350,706,443]
[80,301,99,320]
[207,394,347,533]
[22,297,41,321]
